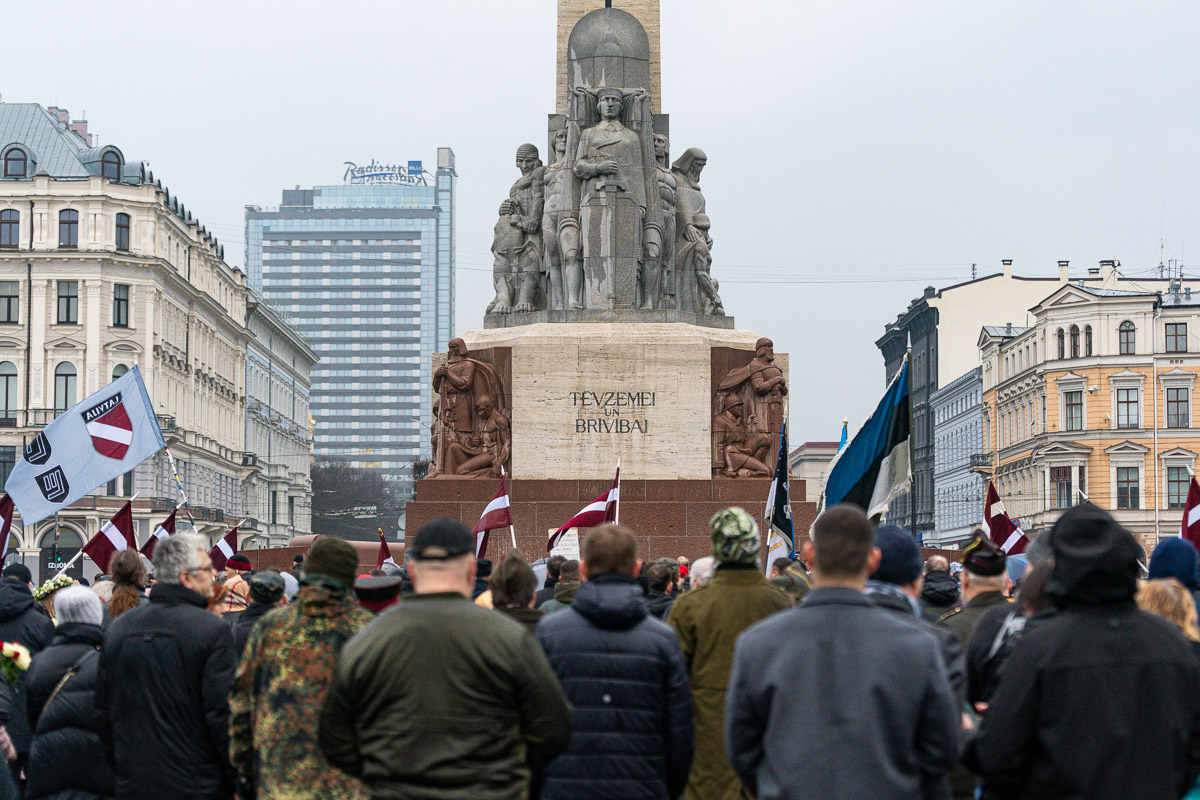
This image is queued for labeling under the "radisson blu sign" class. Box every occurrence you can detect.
[343,160,428,186]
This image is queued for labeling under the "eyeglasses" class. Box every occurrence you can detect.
[187,566,215,576]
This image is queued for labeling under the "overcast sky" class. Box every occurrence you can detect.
[4,0,1199,444]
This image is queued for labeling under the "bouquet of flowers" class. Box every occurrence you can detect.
[0,642,30,684]
[33,573,74,603]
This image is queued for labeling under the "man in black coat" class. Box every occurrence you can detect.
[920,556,960,615]
[95,532,236,800]
[0,563,55,781]
[25,586,113,800]
[231,571,286,660]
[534,554,566,608]
[643,563,676,619]
[726,505,959,800]
[535,524,694,800]
[966,504,1200,800]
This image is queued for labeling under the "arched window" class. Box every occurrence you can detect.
[58,210,78,247]
[1069,325,1080,358]
[1057,328,1066,359]
[54,362,76,412]
[101,150,121,181]
[1119,321,1136,355]
[38,526,82,549]
[0,362,16,421]
[0,209,17,249]
[115,213,130,251]
[2,148,26,179]
[111,364,128,380]
[1085,325,1093,357]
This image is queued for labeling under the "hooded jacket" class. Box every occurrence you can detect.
[967,505,1200,800]
[539,582,579,615]
[0,577,56,755]
[535,574,694,800]
[25,622,113,800]
[920,571,960,614]
[1148,537,1200,620]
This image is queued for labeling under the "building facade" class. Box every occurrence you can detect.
[0,102,309,580]
[930,366,984,548]
[788,441,839,503]
[878,260,1094,541]
[244,298,318,548]
[981,276,1200,554]
[244,150,456,496]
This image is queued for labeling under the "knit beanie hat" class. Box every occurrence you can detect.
[54,585,103,626]
[303,538,359,589]
[225,553,253,572]
[710,507,760,564]
[871,524,923,585]
[1148,537,1200,590]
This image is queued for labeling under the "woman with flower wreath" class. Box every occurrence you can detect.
[32,574,74,624]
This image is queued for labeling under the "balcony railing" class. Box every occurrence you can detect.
[970,453,995,468]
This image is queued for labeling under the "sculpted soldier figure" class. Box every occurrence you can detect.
[487,146,544,314]
[672,148,724,315]
[712,396,772,477]
[717,338,788,441]
[446,395,511,478]
[433,338,477,438]
[641,130,676,309]
[542,128,583,310]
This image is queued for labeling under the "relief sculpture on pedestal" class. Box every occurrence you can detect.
[429,338,511,478]
[713,338,788,477]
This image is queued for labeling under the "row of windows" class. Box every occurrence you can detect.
[0,210,130,251]
[1059,386,1192,433]
[0,281,130,326]
[1054,321,1188,357]
[0,361,128,415]
[1006,464,1192,512]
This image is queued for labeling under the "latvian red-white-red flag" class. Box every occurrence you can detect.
[549,465,619,551]
[81,500,135,573]
[473,476,512,558]
[140,509,176,560]
[376,528,396,570]
[1179,477,1200,550]
[985,480,1028,555]
[0,495,13,562]
[209,525,238,572]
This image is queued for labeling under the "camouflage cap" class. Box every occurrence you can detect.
[710,507,761,564]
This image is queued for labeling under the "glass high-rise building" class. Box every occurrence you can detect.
[245,149,455,494]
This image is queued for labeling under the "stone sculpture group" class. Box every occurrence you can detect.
[488,94,724,317]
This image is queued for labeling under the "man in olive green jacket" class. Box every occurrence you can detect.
[319,519,571,800]
[668,508,792,800]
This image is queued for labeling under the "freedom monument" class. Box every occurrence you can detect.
[407,1,817,559]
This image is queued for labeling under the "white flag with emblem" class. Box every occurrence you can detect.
[5,367,165,525]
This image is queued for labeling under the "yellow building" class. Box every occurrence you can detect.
[980,276,1200,553]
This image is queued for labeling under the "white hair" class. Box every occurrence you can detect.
[690,556,716,587]
[153,533,208,584]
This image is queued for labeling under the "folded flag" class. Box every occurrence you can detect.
[81,501,135,573]
[473,477,512,559]
[140,509,177,560]
[1180,477,1200,551]
[376,528,396,570]
[822,356,911,517]
[985,481,1028,555]
[209,525,239,572]
[549,464,619,551]
[763,422,794,573]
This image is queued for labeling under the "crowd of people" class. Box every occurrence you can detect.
[0,501,1193,799]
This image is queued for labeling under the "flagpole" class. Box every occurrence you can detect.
[614,457,621,525]
[501,465,516,549]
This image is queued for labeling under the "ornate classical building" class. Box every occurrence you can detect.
[930,366,983,548]
[243,298,317,548]
[0,101,298,579]
[980,273,1200,553]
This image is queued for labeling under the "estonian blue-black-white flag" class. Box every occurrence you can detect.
[822,356,911,517]
[763,421,794,570]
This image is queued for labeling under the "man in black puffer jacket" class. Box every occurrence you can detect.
[535,523,694,800]
[25,586,112,800]
[920,556,961,616]
[95,533,236,800]
[0,563,55,782]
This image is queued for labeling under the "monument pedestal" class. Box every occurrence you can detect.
[408,322,818,558]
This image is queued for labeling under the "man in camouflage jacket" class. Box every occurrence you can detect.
[229,538,373,800]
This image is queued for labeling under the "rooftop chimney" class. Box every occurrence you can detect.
[1002,259,1013,279]
[1058,260,1070,282]
[1088,267,1101,277]
[1005,322,1013,335]
[68,117,91,147]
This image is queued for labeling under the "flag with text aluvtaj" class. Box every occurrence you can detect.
[5,366,164,525]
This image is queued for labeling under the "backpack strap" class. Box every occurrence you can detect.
[39,648,96,721]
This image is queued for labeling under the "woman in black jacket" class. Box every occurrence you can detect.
[24,586,113,800]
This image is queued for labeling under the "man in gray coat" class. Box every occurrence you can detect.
[725,505,960,800]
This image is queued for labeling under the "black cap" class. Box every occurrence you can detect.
[292,554,304,565]
[409,518,473,561]
[1,564,31,584]
[962,532,1007,576]
[476,558,492,578]
[248,572,285,604]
